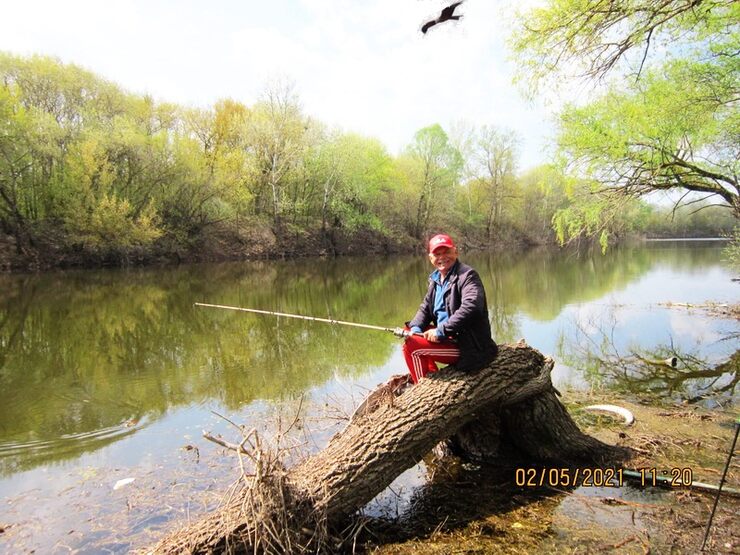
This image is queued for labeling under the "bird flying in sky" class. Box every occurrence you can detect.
[421,1,464,34]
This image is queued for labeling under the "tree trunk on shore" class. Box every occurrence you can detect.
[148,342,630,554]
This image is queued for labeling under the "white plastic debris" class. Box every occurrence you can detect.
[113,477,135,490]
[583,404,635,426]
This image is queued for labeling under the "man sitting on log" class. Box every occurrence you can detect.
[403,233,498,383]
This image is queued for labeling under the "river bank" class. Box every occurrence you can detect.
[0,222,549,273]
[3,220,732,275]
[0,223,413,272]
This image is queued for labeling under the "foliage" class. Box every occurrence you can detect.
[0,51,719,267]
[511,0,739,247]
[723,227,740,270]
[552,181,651,251]
[512,0,740,247]
[468,125,519,241]
[328,133,394,232]
[244,83,308,228]
[68,195,161,254]
[557,59,738,217]
[405,124,463,238]
[511,0,739,88]
[513,164,570,243]
[642,203,736,238]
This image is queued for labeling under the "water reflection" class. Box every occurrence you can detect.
[475,245,655,338]
[559,321,738,405]
[0,257,419,475]
[0,242,735,478]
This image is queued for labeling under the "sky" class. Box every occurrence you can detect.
[0,0,559,170]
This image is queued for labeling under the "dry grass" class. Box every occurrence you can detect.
[145,404,365,554]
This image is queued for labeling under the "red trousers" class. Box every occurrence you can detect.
[402,328,460,384]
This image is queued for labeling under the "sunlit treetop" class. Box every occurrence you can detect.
[510,0,739,90]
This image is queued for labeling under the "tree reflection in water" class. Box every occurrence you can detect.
[559,314,738,405]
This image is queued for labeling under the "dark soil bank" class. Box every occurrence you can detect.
[0,224,425,272]
[0,222,535,273]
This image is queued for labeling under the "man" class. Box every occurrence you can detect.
[403,233,497,383]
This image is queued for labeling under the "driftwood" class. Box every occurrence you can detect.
[149,342,630,553]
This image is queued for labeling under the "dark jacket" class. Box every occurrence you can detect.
[408,260,498,372]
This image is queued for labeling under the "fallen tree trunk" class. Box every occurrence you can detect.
[149,342,630,554]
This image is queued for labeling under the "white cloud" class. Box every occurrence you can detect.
[668,311,722,345]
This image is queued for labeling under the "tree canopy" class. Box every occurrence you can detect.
[511,0,739,87]
[0,53,572,264]
[558,57,738,216]
[0,51,732,267]
[511,0,739,245]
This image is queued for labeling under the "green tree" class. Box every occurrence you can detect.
[0,84,46,251]
[406,124,462,239]
[511,0,738,87]
[552,182,651,251]
[641,202,736,237]
[515,164,570,243]
[54,129,163,255]
[0,53,173,258]
[329,133,394,232]
[471,125,520,241]
[557,60,738,218]
[244,82,307,229]
[282,120,331,228]
[448,123,524,245]
[511,0,739,244]
[171,99,251,236]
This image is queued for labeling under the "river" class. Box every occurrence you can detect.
[0,240,737,552]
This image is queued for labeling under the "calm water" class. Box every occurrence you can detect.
[0,241,737,552]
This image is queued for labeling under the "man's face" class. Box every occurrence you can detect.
[428,246,458,275]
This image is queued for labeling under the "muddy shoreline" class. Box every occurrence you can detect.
[0,224,542,273]
[369,390,739,554]
[0,224,413,272]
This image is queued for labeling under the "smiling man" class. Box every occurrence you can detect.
[403,233,498,383]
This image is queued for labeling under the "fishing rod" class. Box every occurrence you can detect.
[194,302,415,337]
[700,416,740,551]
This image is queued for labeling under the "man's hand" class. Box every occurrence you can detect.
[423,329,440,343]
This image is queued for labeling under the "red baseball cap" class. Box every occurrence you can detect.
[428,234,456,253]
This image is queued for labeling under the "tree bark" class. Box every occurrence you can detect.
[148,342,629,554]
